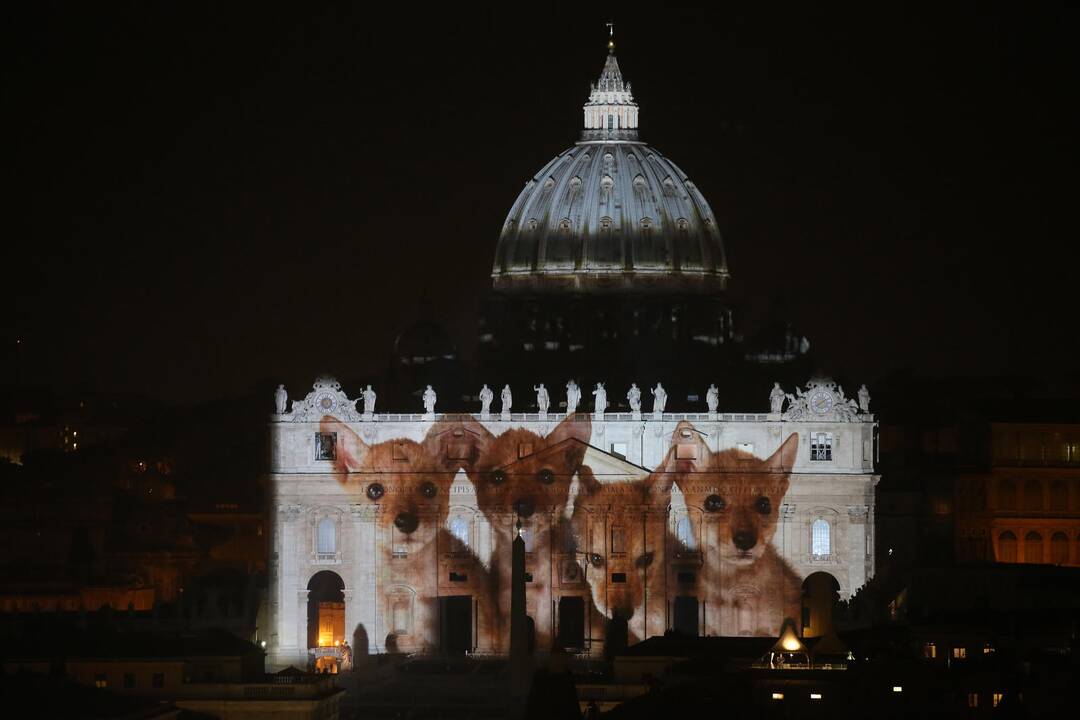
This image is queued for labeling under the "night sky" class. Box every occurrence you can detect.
[7,3,1078,405]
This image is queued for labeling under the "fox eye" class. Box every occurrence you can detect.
[419,481,437,498]
[704,494,726,512]
[590,553,605,568]
[636,551,654,568]
[366,483,385,501]
[537,468,555,484]
[490,469,506,485]
[755,496,771,514]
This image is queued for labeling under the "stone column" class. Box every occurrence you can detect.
[846,505,869,597]
[272,504,305,669]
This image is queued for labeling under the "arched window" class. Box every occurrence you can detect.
[317,517,336,556]
[449,517,470,548]
[998,531,1017,563]
[676,517,696,549]
[1023,480,1042,511]
[998,479,1016,510]
[812,519,831,558]
[1051,532,1068,564]
[1024,531,1043,563]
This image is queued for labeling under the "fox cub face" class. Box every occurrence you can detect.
[464,415,594,528]
[318,416,461,543]
[660,421,798,566]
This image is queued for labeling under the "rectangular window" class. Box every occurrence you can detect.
[610,572,627,583]
[611,526,626,554]
[677,571,696,584]
[314,432,336,461]
[952,646,966,659]
[123,673,135,689]
[524,572,533,583]
[152,672,165,689]
[923,642,937,659]
[449,571,468,582]
[968,693,979,708]
[992,692,1003,708]
[811,432,833,461]
[676,443,698,460]
[94,674,108,689]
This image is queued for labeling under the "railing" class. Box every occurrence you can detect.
[300,411,778,423]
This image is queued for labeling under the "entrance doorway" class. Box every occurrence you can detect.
[673,596,699,637]
[307,571,346,672]
[439,596,473,655]
[557,596,586,649]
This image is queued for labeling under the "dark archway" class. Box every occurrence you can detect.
[307,571,345,654]
[801,571,840,638]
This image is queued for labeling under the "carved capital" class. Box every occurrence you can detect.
[847,505,869,522]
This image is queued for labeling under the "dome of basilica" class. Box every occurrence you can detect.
[491,49,730,294]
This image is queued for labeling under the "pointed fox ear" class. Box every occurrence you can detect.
[765,432,799,472]
[319,416,369,473]
[546,413,593,446]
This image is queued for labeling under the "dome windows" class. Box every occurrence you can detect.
[633,174,646,190]
[676,218,689,231]
[600,216,614,230]
[543,176,556,191]
[600,175,614,191]
[640,217,653,229]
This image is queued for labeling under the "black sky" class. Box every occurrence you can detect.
[6,2,1078,405]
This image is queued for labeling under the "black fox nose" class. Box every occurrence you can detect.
[733,531,756,551]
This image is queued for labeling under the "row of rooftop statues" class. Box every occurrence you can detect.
[274,379,871,419]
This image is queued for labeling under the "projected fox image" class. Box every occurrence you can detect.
[460,415,596,652]
[653,422,801,637]
[319,416,490,652]
[313,412,803,652]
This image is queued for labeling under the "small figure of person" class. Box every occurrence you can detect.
[592,382,607,415]
[422,385,437,415]
[479,384,494,417]
[769,382,785,414]
[706,384,719,414]
[501,384,513,415]
[627,383,642,413]
[857,384,871,413]
[566,380,581,415]
[274,384,288,415]
[362,384,377,415]
[534,383,550,415]
[651,383,667,415]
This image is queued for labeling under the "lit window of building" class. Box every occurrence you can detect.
[95,674,108,689]
[812,519,831,558]
[771,692,784,700]
[923,642,937,659]
[952,646,966,659]
[317,517,336,557]
[811,433,833,461]
[450,517,470,547]
[968,693,979,708]
[992,692,1003,708]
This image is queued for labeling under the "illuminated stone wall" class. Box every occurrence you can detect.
[265,379,878,669]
